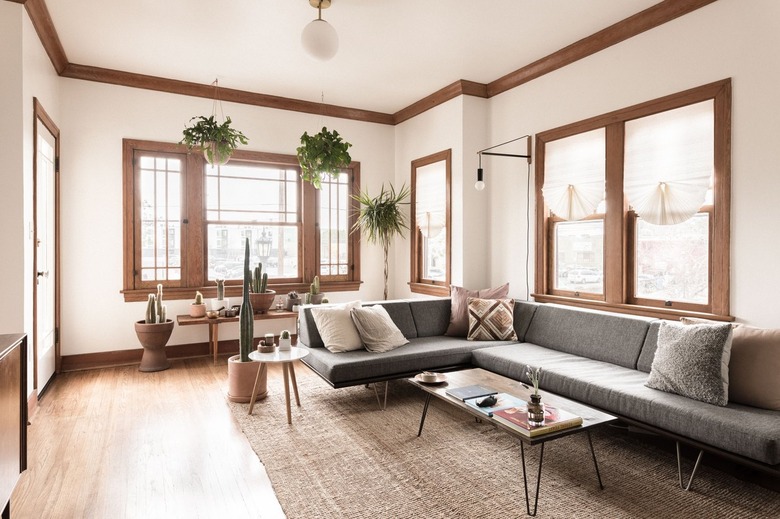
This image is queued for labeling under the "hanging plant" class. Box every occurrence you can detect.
[296,126,353,189]
[180,115,248,165]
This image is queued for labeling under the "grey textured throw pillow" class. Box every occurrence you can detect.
[646,321,733,406]
[350,305,409,353]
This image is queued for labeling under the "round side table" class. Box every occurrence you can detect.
[248,347,310,424]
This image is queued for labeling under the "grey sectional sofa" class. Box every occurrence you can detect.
[298,299,780,478]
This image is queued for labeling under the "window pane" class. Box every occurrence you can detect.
[423,230,447,281]
[207,224,298,280]
[415,159,447,282]
[206,163,297,223]
[139,155,182,284]
[635,214,709,304]
[319,172,351,280]
[554,220,604,294]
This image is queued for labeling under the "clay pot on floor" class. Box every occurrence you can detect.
[227,355,268,403]
[134,320,174,372]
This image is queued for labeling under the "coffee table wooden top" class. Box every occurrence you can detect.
[410,368,617,445]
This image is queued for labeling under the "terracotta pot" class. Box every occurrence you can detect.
[227,355,268,403]
[285,297,302,311]
[189,303,207,318]
[310,293,325,305]
[134,320,174,372]
[249,290,276,314]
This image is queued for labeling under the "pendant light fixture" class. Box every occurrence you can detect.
[301,0,339,61]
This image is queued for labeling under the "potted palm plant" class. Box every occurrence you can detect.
[180,115,248,165]
[352,183,410,300]
[296,126,352,188]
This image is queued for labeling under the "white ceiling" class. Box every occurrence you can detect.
[46,0,661,114]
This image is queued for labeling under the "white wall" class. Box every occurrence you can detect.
[58,80,394,355]
[486,0,780,326]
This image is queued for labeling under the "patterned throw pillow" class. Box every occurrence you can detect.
[445,283,509,337]
[466,298,518,341]
[646,321,733,406]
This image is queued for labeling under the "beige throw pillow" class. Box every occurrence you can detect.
[310,301,363,353]
[728,326,780,410]
[350,305,409,353]
[445,283,509,337]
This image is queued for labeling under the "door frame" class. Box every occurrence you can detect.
[32,97,61,392]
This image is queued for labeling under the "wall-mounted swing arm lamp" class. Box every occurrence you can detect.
[475,135,532,190]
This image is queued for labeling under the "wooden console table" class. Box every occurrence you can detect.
[1,334,27,519]
[177,311,297,365]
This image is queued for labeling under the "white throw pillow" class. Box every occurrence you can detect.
[350,305,409,353]
[310,301,363,353]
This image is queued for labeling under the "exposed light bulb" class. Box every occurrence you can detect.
[475,180,486,191]
[475,167,485,191]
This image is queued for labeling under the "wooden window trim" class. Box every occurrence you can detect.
[122,140,362,302]
[410,149,452,297]
[534,79,732,321]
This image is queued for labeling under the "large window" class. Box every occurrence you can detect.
[410,149,451,296]
[123,140,361,301]
[535,80,731,319]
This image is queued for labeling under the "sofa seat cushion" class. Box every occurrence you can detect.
[472,344,780,465]
[302,336,513,388]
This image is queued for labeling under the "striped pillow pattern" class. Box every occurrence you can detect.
[467,298,518,341]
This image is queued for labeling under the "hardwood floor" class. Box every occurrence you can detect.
[11,357,287,519]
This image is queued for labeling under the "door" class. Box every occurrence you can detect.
[34,100,59,394]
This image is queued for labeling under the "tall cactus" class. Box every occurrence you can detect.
[156,284,164,322]
[145,294,157,324]
[239,238,254,362]
[310,275,320,295]
[216,279,225,300]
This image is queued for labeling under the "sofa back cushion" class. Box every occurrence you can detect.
[298,306,324,348]
[365,301,418,339]
[513,300,539,342]
[524,304,651,369]
[410,299,452,337]
[637,321,661,373]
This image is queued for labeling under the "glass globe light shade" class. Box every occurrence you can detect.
[301,19,339,61]
[475,180,486,191]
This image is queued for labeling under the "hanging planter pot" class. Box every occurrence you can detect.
[180,115,248,166]
[296,126,352,189]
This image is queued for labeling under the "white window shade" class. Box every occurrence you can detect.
[414,161,446,238]
[542,129,605,221]
[624,100,713,225]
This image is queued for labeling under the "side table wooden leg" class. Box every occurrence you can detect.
[289,363,301,406]
[211,323,219,365]
[283,363,292,424]
[248,363,267,415]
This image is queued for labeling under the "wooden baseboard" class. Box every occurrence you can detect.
[59,336,298,372]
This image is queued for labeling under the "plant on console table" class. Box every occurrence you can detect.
[285,291,302,311]
[249,262,276,314]
[134,284,174,372]
[189,290,207,318]
[526,366,544,426]
[227,238,268,403]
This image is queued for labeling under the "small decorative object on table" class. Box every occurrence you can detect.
[308,276,325,304]
[526,366,544,426]
[211,278,229,312]
[264,333,275,348]
[278,329,292,351]
[258,339,275,354]
[286,291,302,311]
[190,290,207,318]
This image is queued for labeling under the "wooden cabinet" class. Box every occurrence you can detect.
[0,335,26,519]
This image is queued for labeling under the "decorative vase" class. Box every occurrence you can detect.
[249,290,276,314]
[203,141,231,166]
[189,303,207,318]
[527,393,545,426]
[134,320,174,372]
[227,354,267,403]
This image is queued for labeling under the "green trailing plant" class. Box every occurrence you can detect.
[352,183,410,300]
[216,279,225,300]
[296,127,352,189]
[239,238,254,363]
[180,115,248,165]
[251,263,269,293]
[310,275,320,296]
[144,284,167,324]
[194,291,204,305]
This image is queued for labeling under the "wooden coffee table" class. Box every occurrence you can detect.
[410,368,617,516]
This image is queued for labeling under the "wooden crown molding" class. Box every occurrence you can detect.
[19,0,717,125]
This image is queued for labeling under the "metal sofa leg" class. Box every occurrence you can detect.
[676,442,704,491]
[372,381,389,410]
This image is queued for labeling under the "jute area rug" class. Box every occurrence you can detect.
[228,370,779,519]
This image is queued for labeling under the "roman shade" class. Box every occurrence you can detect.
[414,161,446,238]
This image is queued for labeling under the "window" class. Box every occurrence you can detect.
[410,149,451,296]
[535,79,731,319]
[123,141,361,301]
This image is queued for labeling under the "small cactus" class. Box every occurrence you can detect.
[216,278,225,300]
[251,263,269,293]
[156,284,163,321]
[280,329,291,340]
[145,294,157,324]
[304,292,312,304]
[310,275,320,295]
[287,291,299,299]
[194,291,204,305]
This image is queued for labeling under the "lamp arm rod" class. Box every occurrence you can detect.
[476,134,530,155]
[481,152,530,159]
